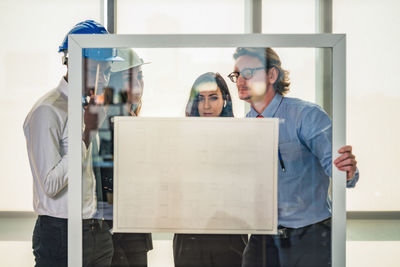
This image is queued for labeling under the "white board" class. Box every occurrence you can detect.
[113,117,278,234]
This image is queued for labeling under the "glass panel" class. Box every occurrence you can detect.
[81,46,334,266]
[5,2,100,266]
[262,0,315,33]
[117,0,244,34]
[231,47,332,267]
[1,0,100,211]
[334,0,400,211]
[81,48,115,266]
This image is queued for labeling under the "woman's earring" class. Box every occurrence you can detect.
[224,100,227,108]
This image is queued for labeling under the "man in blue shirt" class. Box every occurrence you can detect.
[227,47,359,267]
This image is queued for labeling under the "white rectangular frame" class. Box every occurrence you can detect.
[113,116,279,234]
[68,33,346,267]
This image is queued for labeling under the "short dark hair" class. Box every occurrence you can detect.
[185,72,233,117]
[233,47,290,95]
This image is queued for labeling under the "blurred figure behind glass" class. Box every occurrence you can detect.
[96,48,153,267]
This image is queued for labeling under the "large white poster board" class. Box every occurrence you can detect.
[113,117,278,234]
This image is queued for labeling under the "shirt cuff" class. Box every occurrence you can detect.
[346,168,359,188]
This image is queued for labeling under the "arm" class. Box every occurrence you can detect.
[298,106,359,187]
[26,106,68,198]
[298,106,332,177]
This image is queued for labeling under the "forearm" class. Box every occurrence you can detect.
[27,106,69,198]
[41,155,68,197]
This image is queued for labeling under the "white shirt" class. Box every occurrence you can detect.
[23,78,96,219]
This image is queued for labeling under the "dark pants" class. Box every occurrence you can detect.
[106,221,153,267]
[242,219,331,267]
[173,234,248,267]
[82,219,114,267]
[33,216,113,267]
[33,216,67,267]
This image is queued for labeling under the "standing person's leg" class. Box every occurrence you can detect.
[112,233,152,267]
[276,219,331,267]
[111,233,129,266]
[123,249,148,267]
[173,234,205,267]
[32,216,68,267]
[207,235,247,267]
[242,235,280,267]
[83,220,114,267]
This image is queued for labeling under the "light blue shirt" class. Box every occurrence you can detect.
[247,93,359,228]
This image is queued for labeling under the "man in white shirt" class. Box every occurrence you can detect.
[23,20,122,267]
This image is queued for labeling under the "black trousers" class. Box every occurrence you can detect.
[33,216,113,267]
[173,234,248,267]
[82,219,114,267]
[105,221,153,267]
[33,216,68,267]
[242,219,331,267]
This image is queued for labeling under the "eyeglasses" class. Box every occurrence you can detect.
[227,67,265,83]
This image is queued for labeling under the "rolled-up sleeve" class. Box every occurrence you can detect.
[346,168,359,188]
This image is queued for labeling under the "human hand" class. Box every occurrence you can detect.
[334,145,357,180]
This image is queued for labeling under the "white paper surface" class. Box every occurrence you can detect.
[113,117,278,234]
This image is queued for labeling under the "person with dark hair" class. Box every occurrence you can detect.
[228,47,359,267]
[185,72,233,117]
[173,72,247,267]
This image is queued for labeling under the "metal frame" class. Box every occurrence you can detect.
[244,0,262,115]
[68,33,347,267]
[316,0,333,116]
[245,0,262,34]
[68,36,83,267]
[101,0,117,33]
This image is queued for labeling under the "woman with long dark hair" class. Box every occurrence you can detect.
[173,72,247,267]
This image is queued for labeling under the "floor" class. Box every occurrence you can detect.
[1,214,399,266]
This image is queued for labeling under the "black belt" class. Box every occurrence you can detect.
[38,215,67,224]
[277,218,331,238]
[83,218,106,227]
[38,216,108,230]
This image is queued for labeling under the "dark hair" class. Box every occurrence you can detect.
[185,72,233,117]
[233,47,290,95]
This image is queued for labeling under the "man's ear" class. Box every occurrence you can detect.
[267,67,279,84]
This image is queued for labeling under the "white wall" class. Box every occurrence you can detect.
[117,0,246,118]
[333,0,400,211]
[0,0,100,211]
[3,0,399,213]
[117,0,244,34]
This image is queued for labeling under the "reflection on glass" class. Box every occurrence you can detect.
[232,47,333,266]
[80,46,358,267]
[231,47,357,267]
[86,48,153,266]
[81,47,120,266]
[173,72,247,267]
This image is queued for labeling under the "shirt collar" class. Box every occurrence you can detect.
[57,77,68,98]
[249,93,283,118]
